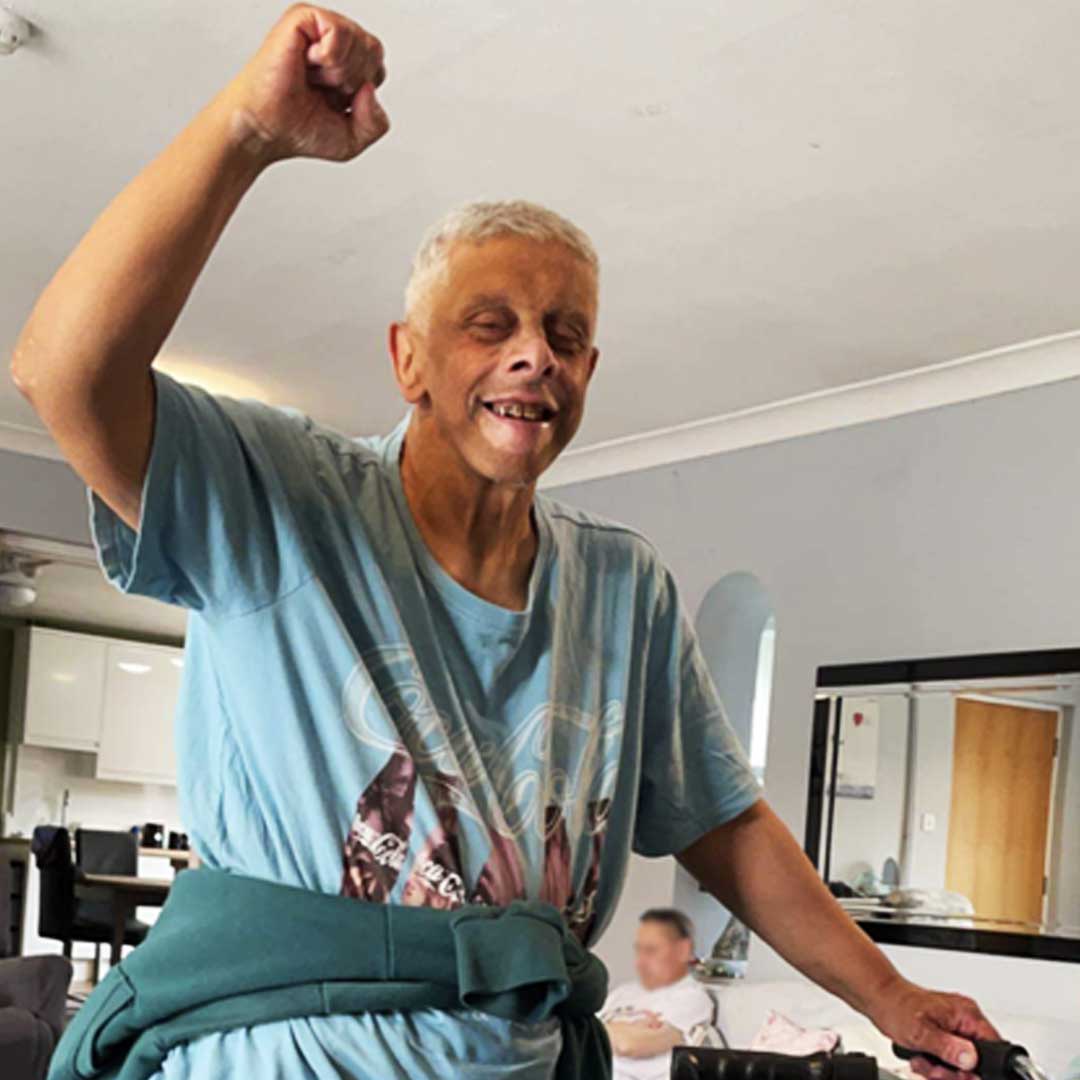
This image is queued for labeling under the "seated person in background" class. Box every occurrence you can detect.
[602,908,715,1080]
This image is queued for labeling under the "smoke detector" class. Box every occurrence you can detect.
[0,7,31,56]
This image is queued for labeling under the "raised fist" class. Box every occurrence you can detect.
[223,4,389,165]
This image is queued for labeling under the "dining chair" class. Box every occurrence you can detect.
[31,827,149,985]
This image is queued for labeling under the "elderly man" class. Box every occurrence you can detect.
[602,909,715,1080]
[14,6,997,1079]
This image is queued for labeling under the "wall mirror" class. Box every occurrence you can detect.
[805,649,1080,963]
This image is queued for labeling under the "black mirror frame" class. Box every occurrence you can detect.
[807,647,1080,965]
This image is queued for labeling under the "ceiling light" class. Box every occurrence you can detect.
[0,582,36,607]
[0,552,39,607]
[0,531,102,609]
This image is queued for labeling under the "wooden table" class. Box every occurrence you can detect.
[77,872,172,966]
[139,847,194,873]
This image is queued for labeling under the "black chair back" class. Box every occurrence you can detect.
[30,826,75,942]
[75,830,139,877]
[75,829,140,928]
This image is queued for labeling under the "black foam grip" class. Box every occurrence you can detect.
[670,1049,878,1080]
[891,1040,1028,1080]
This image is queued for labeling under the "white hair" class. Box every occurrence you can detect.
[404,199,600,321]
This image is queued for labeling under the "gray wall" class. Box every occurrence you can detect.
[552,375,1080,1018]
[695,571,774,753]
[906,693,956,889]
[0,449,90,545]
[670,571,775,961]
[830,694,910,886]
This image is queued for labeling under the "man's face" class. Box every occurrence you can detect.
[634,920,693,991]
[391,234,599,486]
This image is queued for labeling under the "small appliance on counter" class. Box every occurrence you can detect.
[141,822,165,849]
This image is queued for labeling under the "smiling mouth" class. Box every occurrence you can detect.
[481,400,558,423]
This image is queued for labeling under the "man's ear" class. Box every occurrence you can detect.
[389,321,427,405]
[586,346,600,381]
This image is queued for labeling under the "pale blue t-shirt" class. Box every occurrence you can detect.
[89,371,761,1079]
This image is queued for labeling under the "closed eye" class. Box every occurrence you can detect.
[466,311,516,337]
[551,334,587,355]
[469,325,514,346]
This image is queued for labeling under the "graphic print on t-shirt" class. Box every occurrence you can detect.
[340,645,623,938]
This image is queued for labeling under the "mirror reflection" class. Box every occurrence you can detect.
[811,669,1080,944]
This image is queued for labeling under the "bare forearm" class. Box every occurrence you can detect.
[604,1021,683,1059]
[11,6,388,532]
[10,88,266,526]
[679,801,999,1072]
[12,91,263,411]
[678,801,902,1017]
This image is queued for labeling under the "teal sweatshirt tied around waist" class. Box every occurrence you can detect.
[48,868,612,1080]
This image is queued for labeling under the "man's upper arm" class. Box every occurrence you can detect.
[675,800,771,899]
[19,366,156,533]
[88,370,317,614]
[633,561,762,858]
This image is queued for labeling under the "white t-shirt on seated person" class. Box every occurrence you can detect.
[601,973,715,1080]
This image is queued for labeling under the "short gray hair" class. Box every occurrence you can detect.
[404,199,600,320]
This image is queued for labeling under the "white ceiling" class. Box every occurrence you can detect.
[6,1,1080,454]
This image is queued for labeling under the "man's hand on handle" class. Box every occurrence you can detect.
[679,805,1001,1080]
[222,4,390,166]
[866,977,1001,1080]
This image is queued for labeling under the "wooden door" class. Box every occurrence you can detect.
[945,698,1057,926]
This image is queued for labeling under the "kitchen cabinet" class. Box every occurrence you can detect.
[10,627,183,785]
[11,628,107,752]
[95,641,182,786]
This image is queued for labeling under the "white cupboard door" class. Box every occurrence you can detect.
[22,629,107,751]
[96,643,181,785]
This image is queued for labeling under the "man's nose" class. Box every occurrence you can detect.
[506,330,557,378]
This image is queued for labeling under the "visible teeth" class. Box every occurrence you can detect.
[491,402,549,421]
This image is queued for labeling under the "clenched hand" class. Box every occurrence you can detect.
[221,4,390,166]
[869,978,1001,1080]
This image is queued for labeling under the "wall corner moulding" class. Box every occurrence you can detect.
[6,329,1080,480]
[0,421,65,460]
[540,329,1080,489]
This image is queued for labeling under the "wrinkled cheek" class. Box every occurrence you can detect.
[558,405,586,446]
